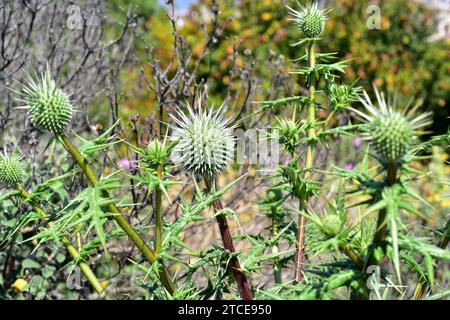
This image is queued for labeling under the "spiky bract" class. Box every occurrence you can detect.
[328,83,362,111]
[16,67,73,134]
[0,153,23,186]
[288,2,328,39]
[171,102,234,179]
[147,139,170,166]
[352,87,432,166]
[272,118,303,154]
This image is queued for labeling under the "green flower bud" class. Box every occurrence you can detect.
[288,2,328,39]
[272,118,303,154]
[17,67,73,134]
[146,139,170,170]
[171,102,234,179]
[328,82,362,111]
[266,188,283,202]
[0,154,24,186]
[321,214,342,236]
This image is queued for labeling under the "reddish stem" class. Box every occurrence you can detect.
[205,178,253,300]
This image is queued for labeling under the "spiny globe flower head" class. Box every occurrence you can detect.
[170,100,235,179]
[288,2,329,39]
[15,66,73,134]
[351,87,432,166]
[0,152,24,186]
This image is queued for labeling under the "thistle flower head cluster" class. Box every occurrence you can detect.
[352,87,432,166]
[16,66,73,134]
[288,2,328,39]
[0,153,24,186]
[171,100,234,179]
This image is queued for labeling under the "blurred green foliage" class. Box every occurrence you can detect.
[108,0,158,18]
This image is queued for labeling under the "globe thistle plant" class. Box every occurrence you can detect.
[12,65,177,295]
[171,98,253,300]
[284,0,331,283]
[171,101,235,179]
[0,152,24,186]
[15,66,73,134]
[288,2,329,39]
[352,87,432,166]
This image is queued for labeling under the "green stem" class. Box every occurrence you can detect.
[316,110,336,136]
[438,218,450,249]
[271,211,282,284]
[63,239,104,294]
[155,164,163,255]
[339,243,365,269]
[56,134,176,295]
[367,161,398,267]
[294,40,316,283]
[15,183,105,295]
[359,161,398,299]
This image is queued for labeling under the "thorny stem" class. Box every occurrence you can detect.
[316,110,336,136]
[154,164,163,254]
[339,243,365,269]
[271,209,282,284]
[294,203,307,283]
[438,218,450,249]
[367,161,398,267]
[57,134,176,295]
[76,229,82,253]
[359,160,398,299]
[15,183,105,295]
[204,177,253,300]
[294,40,317,283]
[413,217,450,299]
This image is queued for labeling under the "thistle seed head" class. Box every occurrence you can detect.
[288,2,328,39]
[0,153,24,186]
[351,87,432,166]
[16,66,73,134]
[171,100,234,179]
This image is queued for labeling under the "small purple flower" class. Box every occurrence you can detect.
[352,138,362,148]
[345,162,354,170]
[118,159,133,170]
